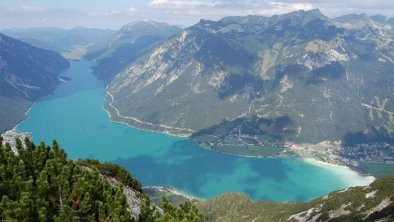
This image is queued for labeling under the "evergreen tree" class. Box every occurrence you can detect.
[0,138,204,222]
[0,139,133,221]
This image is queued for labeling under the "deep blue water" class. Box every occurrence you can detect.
[18,60,370,201]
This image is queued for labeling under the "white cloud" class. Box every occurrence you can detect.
[88,7,138,17]
[149,0,219,9]
[5,5,47,12]
[127,7,137,13]
[20,6,47,12]
[268,2,314,11]
[253,1,315,16]
[88,10,120,17]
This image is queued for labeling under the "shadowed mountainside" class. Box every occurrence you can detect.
[0,33,69,132]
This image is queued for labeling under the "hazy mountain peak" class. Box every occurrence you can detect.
[333,13,392,30]
[334,13,371,23]
[218,9,326,26]
[371,14,387,23]
[287,8,325,18]
[274,8,328,25]
[121,20,173,32]
[109,21,181,46]
[219,15,268,25]
[387,17,394,26]
[88,20,182,81]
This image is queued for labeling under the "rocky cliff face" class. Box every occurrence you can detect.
[108,10,394,144]
[0,33,69,132]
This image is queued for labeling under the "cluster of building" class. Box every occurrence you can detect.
[338,143,394,165]
[217,127,285,148]
[198,126,394,168]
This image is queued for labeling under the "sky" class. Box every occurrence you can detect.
[0,0,394,29]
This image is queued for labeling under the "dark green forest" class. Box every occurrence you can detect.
[0,137,203,222]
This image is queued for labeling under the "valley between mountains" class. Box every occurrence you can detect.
[1,8,394,222]
[2,10,394,175]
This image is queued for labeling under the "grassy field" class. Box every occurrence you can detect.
[358,161,394,177]
[215,145,284,157]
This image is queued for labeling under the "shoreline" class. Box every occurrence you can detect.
[12,74,71,133]
[13,101,35,131]
[102,104,192,139]
[13,62,377,196]
[104,88,194,138]
[103,87,377,185]
[18,83,377,191]
[2,93,48,134]
[104,93,377,187]
[303,158,376,186]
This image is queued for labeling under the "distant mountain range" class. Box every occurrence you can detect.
[105,9,394,147]
[0,33,69,132]
[2,27,115,60]
[87,21,181,81]
[1,12,393,160]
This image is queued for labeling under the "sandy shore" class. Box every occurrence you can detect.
[303,158,376,187]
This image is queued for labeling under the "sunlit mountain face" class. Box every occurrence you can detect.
[107,10,394,147]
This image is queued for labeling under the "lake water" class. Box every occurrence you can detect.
[18,60,372,202]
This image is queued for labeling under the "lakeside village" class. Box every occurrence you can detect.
[195,126,394,167]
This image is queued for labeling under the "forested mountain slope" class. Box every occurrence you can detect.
[88,21,181,81]
[0,33,69,132]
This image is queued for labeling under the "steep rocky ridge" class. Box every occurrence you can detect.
[108,10,394,146]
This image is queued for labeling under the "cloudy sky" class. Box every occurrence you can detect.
[1,0,393,29]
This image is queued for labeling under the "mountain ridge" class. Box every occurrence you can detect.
[105,10,394,171]
[88,20,181,81]
[0,33,69,133]
[110,11,394,137]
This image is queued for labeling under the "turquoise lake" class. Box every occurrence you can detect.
[18,60,372,202]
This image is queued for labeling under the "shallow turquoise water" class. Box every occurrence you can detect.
[18,60,368,201]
